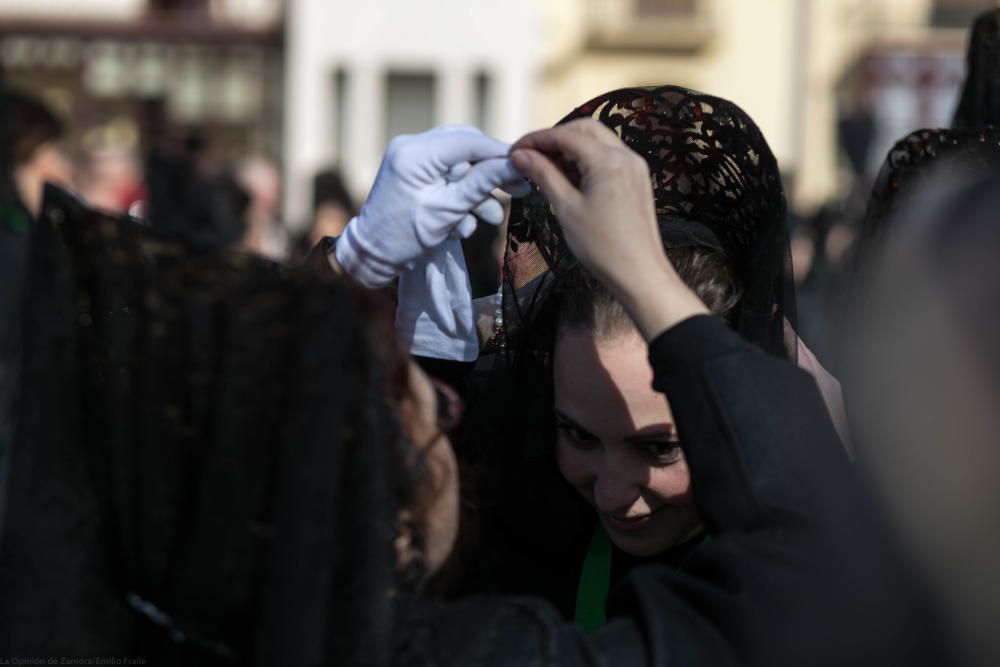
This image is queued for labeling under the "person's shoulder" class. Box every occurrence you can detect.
[398,595,577,666]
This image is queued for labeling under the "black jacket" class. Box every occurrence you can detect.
[0,199,29,467]
[405,315,943,666]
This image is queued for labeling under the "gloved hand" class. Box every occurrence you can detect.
[393,153,517,361]
[335,125,529,288]
[395,238,478,362]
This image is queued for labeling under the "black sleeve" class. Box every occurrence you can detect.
[646,314,852,534]
[399,597,649,667]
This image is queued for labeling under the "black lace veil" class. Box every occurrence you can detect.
[502,85,795,361]
[0,185,405,665]
[864,6,1000,247]
[858,127,1000,255]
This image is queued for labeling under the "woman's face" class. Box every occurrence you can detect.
[553,327,702,557]
[398,362,460,575]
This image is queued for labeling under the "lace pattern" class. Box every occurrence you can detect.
[505,85,794,359]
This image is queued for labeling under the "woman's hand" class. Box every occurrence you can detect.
[510,119,708,340]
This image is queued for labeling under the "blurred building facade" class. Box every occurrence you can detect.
[0,0,284,176]
[2,0,992,225]
[538,0,986,212]
[281,0,540,227]
[283,0,984,223]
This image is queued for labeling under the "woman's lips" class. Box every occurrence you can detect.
[602,507,664,534]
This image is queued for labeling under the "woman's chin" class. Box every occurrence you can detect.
[600,511,703,558]
[601,518,674,557]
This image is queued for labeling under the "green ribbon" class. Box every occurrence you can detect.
[0,202,30,234]
[574,521,613,631]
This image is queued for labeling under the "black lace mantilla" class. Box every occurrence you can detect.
[861,127,1000,246]
[506,85,794,359]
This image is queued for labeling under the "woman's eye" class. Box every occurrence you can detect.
[639,440,683,462]
[558,424,599,447]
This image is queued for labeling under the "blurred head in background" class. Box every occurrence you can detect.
[846,166,1000,667]
[6,89,74,220]
[79,147,143,216]
[309,167,356,246]
[238,155,288,260]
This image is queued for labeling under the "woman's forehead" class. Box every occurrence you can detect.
[553,329,673,436]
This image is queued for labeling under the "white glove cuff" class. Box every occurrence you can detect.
[334,218,404,288]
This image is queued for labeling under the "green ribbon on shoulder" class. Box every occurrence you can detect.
[574,521,613,631]
[1,202,30,234]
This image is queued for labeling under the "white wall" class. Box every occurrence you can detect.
[283,0,541,225]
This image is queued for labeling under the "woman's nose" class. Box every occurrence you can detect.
[592,448,643,514]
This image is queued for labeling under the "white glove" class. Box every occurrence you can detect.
[395,238,478,362]
[446,160,505,239]
[335,125,530,288]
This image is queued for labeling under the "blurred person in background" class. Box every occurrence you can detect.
[76,117,145,216]
[848,6,1000,318]
[790,202,857,368]
[811,6,1000,377]
[0,85,74,465]
[2,89,74,223]
[144,128,250,247]
[291,166,356,261]
[78,145,144,216]
[238,155,289,260]
[846,166,1000,667]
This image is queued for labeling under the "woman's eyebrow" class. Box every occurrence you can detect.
[553,409,589,430]
[623,424,677,442]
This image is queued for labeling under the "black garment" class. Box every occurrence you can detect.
[857,127,1000,254]
[0,198,30,521]
[144,143,250,246]
[845,168,1000,667]
[0,207,27,464]
[0,186,403,665]
[403,316,941,666]
[0,68,28,469]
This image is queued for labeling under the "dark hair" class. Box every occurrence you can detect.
[312,167,356,215]
[556,245,742,339]
[5,89,64,168]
